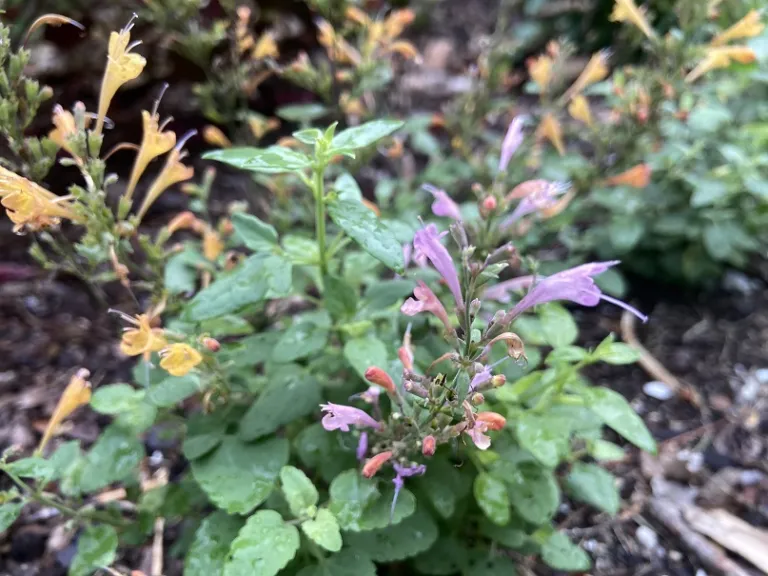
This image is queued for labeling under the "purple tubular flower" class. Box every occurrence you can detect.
[320,403,381,432]
[413,224,463,307]
[508,261,648,322]
[423,184,462,221]
[469,366,492,392]
[501,181,570,230]
[498,116,526,173]
[391,463,427,521]
[356,432,369,461]
[483,275,535,304]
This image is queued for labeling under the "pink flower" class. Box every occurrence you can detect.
[320,403,381,432]
[498,116,525,173]
[508,261,647,322]
[356,432,368,461]
[466,421,491,450]
[413,224,463,307]
[501,181,570,230]
[469,366,492,392]
[423,184,462,221]
[483,275,535,304]
[401,281,453,332]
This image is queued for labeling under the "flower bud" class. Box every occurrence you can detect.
[422,435,436,457]
[398,346,414,371]
[480,195,497,216]
[449,222,468,249]
[476,412,506,430]
[364,367,396,394]
[491,374,506,388]
[469,299,481,316]
[202,337,220,352]
[485,243,516,267]
[362,451,393,478]
[404,380,429,398]
[471,393,485,405]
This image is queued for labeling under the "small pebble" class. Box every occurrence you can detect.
[669,550,682,561]
[755,368,768,384]
[643,380,675,401]
[635,525,658,551]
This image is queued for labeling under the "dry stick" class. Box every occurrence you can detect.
[151,517,165,576]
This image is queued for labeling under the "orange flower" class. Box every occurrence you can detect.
[125,108,176,202]
[37,369,92,453]
[202,227,224,261]
[476,412,506,431]
[136,133,195,222]
[711,10,764,46]
[202,125,231,149]
[604,164,651,188]
[537,113,565,156]
[610,0,657,40]
[364,367,396,394]
[95,16,147,135]
[362,451,393,478]
[159,343,203,377]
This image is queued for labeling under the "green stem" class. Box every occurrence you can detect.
[313,167,328,276]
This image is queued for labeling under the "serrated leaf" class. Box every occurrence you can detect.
[295,549,376,576]
[541,531,591,571]
[587,387,656,453]
[515,413,571,468]
[506,464,559,525]
[327,199,404,273]
[363,278,416,310]
[474,473,510,526]
[414,537,470,575]
[301,509,342,551]
[231,212,278,251]
[185,512,243,576]
[47,441,81,480]
[146,374,202,407]
[592,340,640,365]
[461,551,519,576]
[566,463,620,515]
[328,470,379,530]
[165,246,206,295]
[280,466,319,517]
[69,525,118,576]
[0,501,24,534]
[324,274,358,320]
[191,436,288,514]
[183,412,228,460]
[479,519,526,548]
[343,336,388,381]
[330,119,404,151]
[5,457,54,482]
[90,384,143,414]
[272,323,329,363]
[344,505,438,562]
[354,487,415,531]
[79,425,144,493]
[115,401,157,432]
[539,303,578,348]
[223,510,300,576]
[546,345,588,365]
[239,369,320,441]
[415,457,470,519]
[295,423,357,483]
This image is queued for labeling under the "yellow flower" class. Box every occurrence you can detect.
[160,344,203,377]
[203,227,224,261]
[346,6,371,27]
[568,95,593,126]
[95,17,147,135]
[610,0,657,40]
[124,109,176,202]
[202,125,232,149]
[384,9,416,40]
[136,133,195,222]
[528,55,553,92]
[48,105,81,160]
[537,113,565,156]
[686,46,756,82]
[711,11,764,46]
[248,115,280,141]
[0,166,80,232]
[253,33,279,60]
[37,368,91,453]
[564,50,610,100]
[119,313,167,357]
[386,40,420,60]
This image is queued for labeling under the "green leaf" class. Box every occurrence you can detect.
[183,256,268,321]
[147,374,202,407]
[474,473,510,526]
[280,466,319,517]
[328,469,379,530]
[301,509,342,552]
[414,537,470,575]
[330,119,404,152]
[566,463,620,515]
[115,401,157,433]
[223,510,300,576]
[0,501,24,534]
[5,457,54,482]
[344,505,438,562]
[515,413,571,468]
[191,436,289,514]
[295,549,376,576]
[276,104,327,123]
[539,303,578,348]
[689,178,728,207]
[479,520,526,549]
[203,147,259,169]
[272,323,329,363]
[327,199,404,273]
[232,212,278,251]
[541,532,591,571]
[335,173,363,202]
[415,457,470,519]
[588,439,625,462]
[461,550,519,576]
[592,338,640,365]
[586,387,656,453]
[293,128,323,145]
[546,345,588,365]
[48,441,81,480]
[80,425,144,493]
[165,246,205,295]
[183,412,228,460]
[185,512,244,576]
[295,423,356,483]
[239,369,320,441]
[205,146,311,174]
[69,525,118,576]
[343,336,388,381]
[363,278,416,310]
[506,464,560,525]
[90,384,143,414]
[355,487,416,531]
[608,219,644,253]
[703,222,734,261]
[324,274,358,320]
